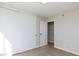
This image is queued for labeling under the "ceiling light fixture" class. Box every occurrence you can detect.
[41,1,48,4]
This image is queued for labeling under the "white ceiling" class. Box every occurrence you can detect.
[1,2,79,17]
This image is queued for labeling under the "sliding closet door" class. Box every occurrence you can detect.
[35,18,40,47]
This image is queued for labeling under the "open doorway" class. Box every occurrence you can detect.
[48,22,54,45]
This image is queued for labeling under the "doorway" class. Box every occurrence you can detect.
[48,22,54,44]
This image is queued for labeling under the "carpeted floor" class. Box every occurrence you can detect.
[14,43,77,56]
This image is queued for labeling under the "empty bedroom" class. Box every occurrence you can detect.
[0,2,79,56]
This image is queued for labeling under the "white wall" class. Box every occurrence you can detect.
[54,9,79,55]
[0,6,40,55]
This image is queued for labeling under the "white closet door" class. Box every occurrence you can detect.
[35,18,40,48]
[40,20,47,46]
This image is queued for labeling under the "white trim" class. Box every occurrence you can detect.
[13,44,48,55]
[12,45,39,55]
[55,46,79,56]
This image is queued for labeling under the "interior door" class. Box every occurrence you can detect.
[40,20,47,46]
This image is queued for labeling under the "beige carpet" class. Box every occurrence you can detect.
[14,43,77,56]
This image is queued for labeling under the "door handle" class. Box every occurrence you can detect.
[40,33,42,35]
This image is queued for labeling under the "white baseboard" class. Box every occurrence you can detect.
[12,45,38,55]
[13,44,48,55]
[55,46,79,56]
